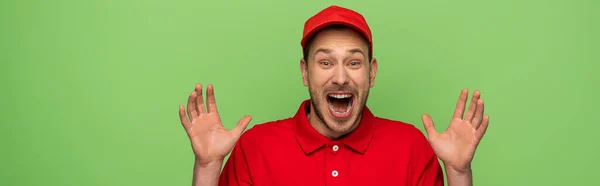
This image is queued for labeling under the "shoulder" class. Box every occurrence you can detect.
[371,117,435,156]
[372,117,430,146]
[236,117,296,146]
[373,117,425,137]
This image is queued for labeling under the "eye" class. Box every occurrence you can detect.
[350,61,360,66]
[319,61,332,67]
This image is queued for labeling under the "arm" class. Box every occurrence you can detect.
[193,160,223,186]
[445,167,472,186]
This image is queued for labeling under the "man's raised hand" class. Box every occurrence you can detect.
[178,84,252,165]
[421,89,490,173]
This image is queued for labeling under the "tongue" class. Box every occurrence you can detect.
[331,98,349,112]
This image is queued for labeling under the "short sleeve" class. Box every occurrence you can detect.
[407,126,444,186]
[218,137,253,186]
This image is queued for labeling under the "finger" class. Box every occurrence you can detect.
[452,89,469,119]
[179,105,192,129]
[195,84,207,115]
[206,84,218,113]
[476,116,490,140]
[464,90,480,121]
[421,114,438,139]
[471,99,484,129]
[187,91,198,120]
[232,115,252,137]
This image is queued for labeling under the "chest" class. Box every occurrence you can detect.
[246,143,411,186]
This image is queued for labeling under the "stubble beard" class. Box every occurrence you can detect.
[308,82,370,139]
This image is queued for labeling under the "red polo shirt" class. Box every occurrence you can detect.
[219,100,444,186]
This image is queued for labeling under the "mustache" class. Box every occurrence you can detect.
[324,85,356,93]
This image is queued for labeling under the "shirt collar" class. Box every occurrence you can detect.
[293,99,377,155]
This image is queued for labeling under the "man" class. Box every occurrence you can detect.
[178,5,489,186]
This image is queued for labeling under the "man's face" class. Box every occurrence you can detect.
[300,27,378,138]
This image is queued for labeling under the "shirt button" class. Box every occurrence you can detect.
[332,145,339,152]
[332,170,339,177]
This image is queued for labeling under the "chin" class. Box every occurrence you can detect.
[309,87,368,137]
[327,122,356,135]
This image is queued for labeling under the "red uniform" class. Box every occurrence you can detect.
[219,100,444,186]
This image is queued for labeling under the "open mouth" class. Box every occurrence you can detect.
[326,93,354,118]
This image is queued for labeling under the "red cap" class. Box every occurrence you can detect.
[301,5,373,59]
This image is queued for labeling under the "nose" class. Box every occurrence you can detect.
[332,65,349,86]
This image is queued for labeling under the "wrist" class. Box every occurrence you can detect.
[192,158,223,186]
[195,158,224,169]
[444,165,473,186]
[445,164,472,175]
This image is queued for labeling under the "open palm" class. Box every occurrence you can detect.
[421,89,490,172]
[178,84,252,165]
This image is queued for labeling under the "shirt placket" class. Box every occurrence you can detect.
[325,142,344,186]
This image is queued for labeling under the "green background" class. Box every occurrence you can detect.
[2,0,598,185]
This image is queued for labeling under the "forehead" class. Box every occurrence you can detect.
[308,28,369,52]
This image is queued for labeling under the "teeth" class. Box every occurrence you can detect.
[328,99,353,115]
[328,94,352,99]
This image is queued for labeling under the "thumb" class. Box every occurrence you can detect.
[232,115,252,136]
[421,114,438,139]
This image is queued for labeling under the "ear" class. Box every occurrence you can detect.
[369,57,378,88]
[300,58,309,86]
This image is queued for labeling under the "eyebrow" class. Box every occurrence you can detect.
[314,48,365,56]
[314,48,332,55]
[348,48,365,56]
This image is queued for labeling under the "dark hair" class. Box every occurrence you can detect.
[302,24,371,63]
